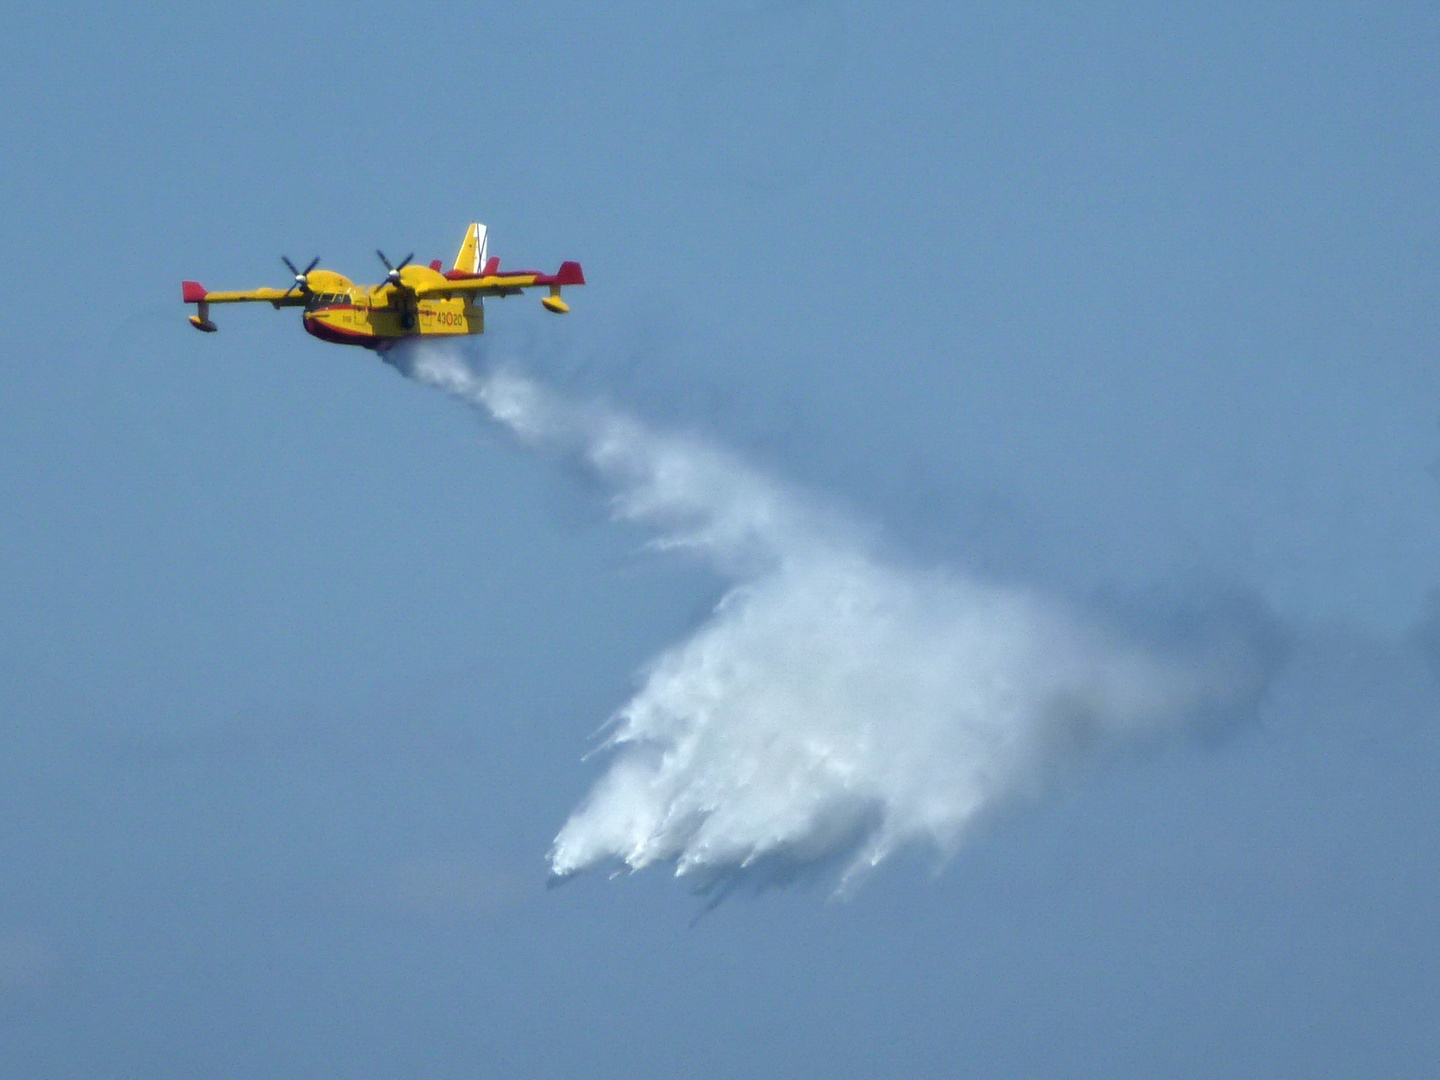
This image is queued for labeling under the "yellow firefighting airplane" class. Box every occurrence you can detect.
[182,223,583,351]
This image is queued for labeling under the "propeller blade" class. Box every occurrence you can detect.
[281,255,319,298]
[281,255,300,297]
[376,250,416,291]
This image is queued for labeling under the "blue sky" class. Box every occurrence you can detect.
[2,3,1438,1077]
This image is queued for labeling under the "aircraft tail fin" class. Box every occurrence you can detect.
[453,223,488,275]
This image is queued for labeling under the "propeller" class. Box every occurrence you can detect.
[375,250,414,290]
[281,255,320,298]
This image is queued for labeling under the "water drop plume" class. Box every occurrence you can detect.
[391,344,1280,894]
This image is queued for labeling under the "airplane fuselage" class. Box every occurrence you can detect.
[299,271,483,350]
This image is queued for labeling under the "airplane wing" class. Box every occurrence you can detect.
[182,281,306,307]
[411,261,585,313]
[182,280,305,332]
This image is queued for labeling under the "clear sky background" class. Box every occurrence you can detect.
[1,2,1438,1077]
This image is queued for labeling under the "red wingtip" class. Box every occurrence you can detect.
[429,259,443,271]
[554,261,585,286]
[481,256,500,276]
[182,280,207,303]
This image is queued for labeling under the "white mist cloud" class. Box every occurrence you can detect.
[393,345,1276,893]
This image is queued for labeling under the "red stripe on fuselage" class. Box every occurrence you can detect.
[303,312,386,349]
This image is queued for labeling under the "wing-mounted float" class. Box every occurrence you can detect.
[181,223,584,351]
